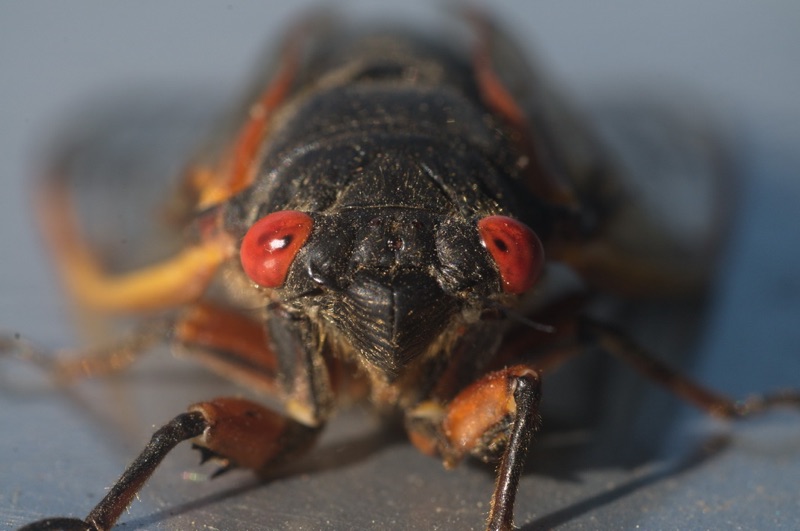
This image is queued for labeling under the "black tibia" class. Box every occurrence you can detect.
[582,318,800,418]
[487,373,541,531]
[19,412,207,531]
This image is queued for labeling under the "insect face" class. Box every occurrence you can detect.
[230,125,545,382]
[242,205,543,380]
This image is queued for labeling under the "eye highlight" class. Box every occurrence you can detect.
[477,215,543,294]
[240,211,313,287]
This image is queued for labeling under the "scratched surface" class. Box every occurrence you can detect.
[2,3,800,531]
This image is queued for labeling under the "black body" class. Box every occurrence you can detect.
[222,30,549,411]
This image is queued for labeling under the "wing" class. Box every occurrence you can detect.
[39,90,226,275]
[470,12,734,296]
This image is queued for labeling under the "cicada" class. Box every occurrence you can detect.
[7,10,799,531]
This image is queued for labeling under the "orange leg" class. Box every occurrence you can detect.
[407,365,542,531]
[2,318,170,382]
[405,305,800,531]
[12,301,330,531]
[2,301,272,381]
[19,398,321,531]
[581,318,800,418]
[486,287,800,419]
[5,297,339,435]
[36,174,234,313]
[172,301,281,396]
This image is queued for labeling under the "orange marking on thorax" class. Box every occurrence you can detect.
[199,42,300,208]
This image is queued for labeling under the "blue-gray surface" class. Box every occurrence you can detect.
[1,3,799,530]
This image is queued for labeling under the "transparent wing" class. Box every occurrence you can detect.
[40,90,226,275]
[477,14,734,294]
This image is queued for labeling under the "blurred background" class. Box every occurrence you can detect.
[1,2,799,529]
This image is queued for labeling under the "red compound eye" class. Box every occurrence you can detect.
[478,215,544,294]
[240,211,313,287]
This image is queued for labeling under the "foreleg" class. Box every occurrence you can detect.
[19,397,320,531]
[407,365,542,531]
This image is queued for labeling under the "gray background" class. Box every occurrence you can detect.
[1,2,800,530]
